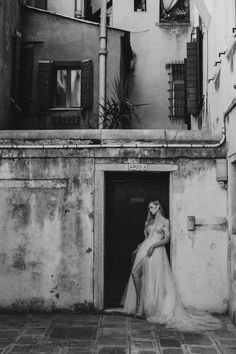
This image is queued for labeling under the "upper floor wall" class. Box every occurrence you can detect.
[191,0,236,132]
[25,0,92,19]
[15,6,128,130]
[111,0,192,129]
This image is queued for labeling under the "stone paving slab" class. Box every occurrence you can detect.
[0,314,234,353]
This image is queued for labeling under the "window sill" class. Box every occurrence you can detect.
[49,108,83,111]
[156,22,191,27]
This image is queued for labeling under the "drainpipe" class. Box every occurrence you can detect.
[98,0,107,127]
[0,126,226,149]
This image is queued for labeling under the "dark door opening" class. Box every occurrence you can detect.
[104,172,169,308]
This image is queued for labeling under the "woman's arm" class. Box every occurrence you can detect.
[147,219,170,257]
[144,227,148,239]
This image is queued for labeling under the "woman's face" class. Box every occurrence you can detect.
[149,202,159,216]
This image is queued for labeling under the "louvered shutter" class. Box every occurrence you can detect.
[81,59,93,109]
[38,61,53,111]
[186,27,202,115]
[12,31,22,105]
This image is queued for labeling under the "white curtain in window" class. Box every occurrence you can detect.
[162,0,180,12]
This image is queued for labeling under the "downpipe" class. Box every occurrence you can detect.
[98,0,107,126]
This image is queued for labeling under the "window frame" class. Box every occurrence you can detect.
[53,61,82,109]
[134,0,147,12]
[160,0,190,23]
[167,62,186,121]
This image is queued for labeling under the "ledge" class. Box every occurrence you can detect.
[0,129,222,143]
[156,22,191,27]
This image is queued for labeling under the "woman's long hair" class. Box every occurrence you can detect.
[145,200,164,229]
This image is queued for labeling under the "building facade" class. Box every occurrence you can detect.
[0,0,235,324]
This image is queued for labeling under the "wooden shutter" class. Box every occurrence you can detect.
[38,61,53,111]
[81,59,93,109]
[12,31,22,105]
[186,27,202,115]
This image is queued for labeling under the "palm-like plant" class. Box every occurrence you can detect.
[99,76,140,129]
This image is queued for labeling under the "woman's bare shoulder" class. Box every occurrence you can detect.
[162,216,169,225]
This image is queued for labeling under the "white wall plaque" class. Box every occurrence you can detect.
[128,164,148,171]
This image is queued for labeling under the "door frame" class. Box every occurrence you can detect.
[94,162,178,309]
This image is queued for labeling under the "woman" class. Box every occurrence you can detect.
[121,200,221,332]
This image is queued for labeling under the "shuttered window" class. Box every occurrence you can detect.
[37,60,93,111]
[81,60,93,109]
[38,61,53,111]
[186,27,203,116]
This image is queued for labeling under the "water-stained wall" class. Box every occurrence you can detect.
[0,155,95,311]
[0,130,228,312]
[192,0,236,132]
[171,159,228,312]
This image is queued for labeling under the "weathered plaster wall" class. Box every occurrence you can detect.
[172,159,228,312]
[112,0,191,129]
[0,156,95,311]
[227,108,236,323]
[193,0,236,131]
[0,131,229,312]
[0,0,20,129]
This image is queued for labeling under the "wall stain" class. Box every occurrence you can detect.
[12,245,27,271]
[0,253,8,265]
[227,39,236,72]
[12,203,30,229]
[210,243,217,249]
[214,69,221,90]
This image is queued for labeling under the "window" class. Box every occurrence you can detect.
[38,60,93,111]
[25,0,47,10]
[134,0,146,12]
[54,67,82,108]
[160,0,189,23]
[167,63,186,120]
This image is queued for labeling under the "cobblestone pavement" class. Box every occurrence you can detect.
[0,314,235,353]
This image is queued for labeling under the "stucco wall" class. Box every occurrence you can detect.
[0,131,228,312]
[112,0,192,129]
[192,0,236,131]
[227,108,236,323]
[172,159,228,312]
[0,155,95,311]
[48,0,75,17]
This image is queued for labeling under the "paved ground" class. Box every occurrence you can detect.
[0,314,235,353]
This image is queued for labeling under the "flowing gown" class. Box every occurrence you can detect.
[121,217,222,332]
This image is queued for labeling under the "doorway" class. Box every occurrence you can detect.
[104,172,169,308]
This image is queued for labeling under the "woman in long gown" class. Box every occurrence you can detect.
[121,200,222,332]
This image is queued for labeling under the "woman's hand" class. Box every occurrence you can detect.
[147,245,155,258]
